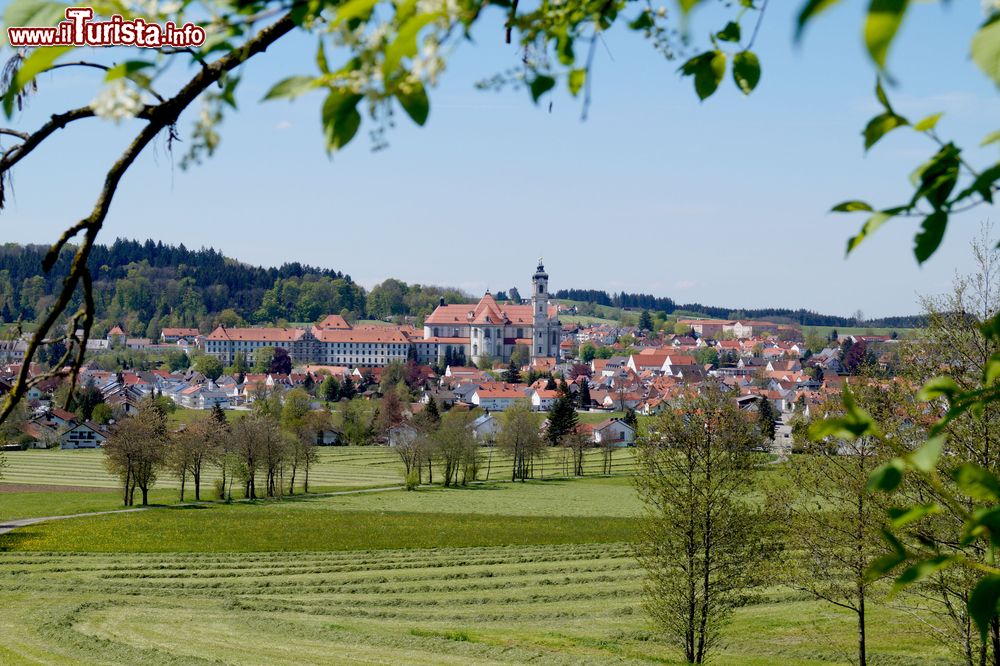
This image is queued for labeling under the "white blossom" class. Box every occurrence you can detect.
[90,80,143,123]
[410,38,444,85]
[416,0,460,19]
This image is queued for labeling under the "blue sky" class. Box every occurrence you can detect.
[1,0,997,317]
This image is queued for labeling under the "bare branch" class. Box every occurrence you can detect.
[0,11,298,423]
[0,128,29,140]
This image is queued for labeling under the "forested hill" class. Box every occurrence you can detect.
[554,289,925,329]
[0,240,471,339]
[0,240,369,338]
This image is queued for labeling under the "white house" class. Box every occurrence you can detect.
[471,413,501,442]
[60,421,108,449]
[529,389,559,412]
[591,418,636,447]
[388,424,418,447]
[471,387,525,412]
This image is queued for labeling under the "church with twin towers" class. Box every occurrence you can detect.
[422,259,562,365]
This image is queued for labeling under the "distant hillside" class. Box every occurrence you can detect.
[554,288,924,329]
[0,240,462,339]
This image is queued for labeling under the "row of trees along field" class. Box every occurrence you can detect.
[105,390,331,505]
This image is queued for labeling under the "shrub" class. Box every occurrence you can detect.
[213,478,226,502]
[405,470,420,491]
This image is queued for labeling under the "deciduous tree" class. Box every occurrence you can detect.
[634,388,775,664]
[104,399,168,506]
[498,402,544,482]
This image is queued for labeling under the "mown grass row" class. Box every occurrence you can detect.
[0,543,956,665]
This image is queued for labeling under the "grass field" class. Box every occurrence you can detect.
[0,476,958,665]
[559,314,620,326]
[802,325,918,339]
[0,446,639,494]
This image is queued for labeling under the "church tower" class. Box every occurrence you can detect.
[531,259,550,361]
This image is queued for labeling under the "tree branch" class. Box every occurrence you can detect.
[0,11,298,423]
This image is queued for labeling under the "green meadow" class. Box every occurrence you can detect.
[0,450,957,664]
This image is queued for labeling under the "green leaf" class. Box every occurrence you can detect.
[732,51,761,94]
[955,163,1000,206]
[316,41,330,75]
[910,143,960,210]
[969,576,1000,640]
[914,112,943,132]
[680,50,726,101]
[874,77,894,113]
[952,463,1000,502]
[396,81,429,126]
[893,555,954,591]
[972,14,1000,88]
[529,75,556,103]
[863,111,908,150]
[795,0,843,41]
[104,61,155,83]
[321,90,363,152]
[331,0,378,27]
[383,12,439,77]
[985,352,1000,386]
[913,210,948,264]
[677,0,702,14]
[846,210,894,255]
[1,0,67,47]
[568,69,586,97]
[908,435,946,473]
[887,503,940,529]
[864,0,910,69]
[557,36,574,67]
[717,21,741,43]
[831,200,873,212]
[964,506,1000,547]
[867,459,904,493]
[864,528,907,582]
[629,10,654,30]
[261,76,317,101]
[3,45,74,118]
[866,550,906,581]
[917,376,960,401]
[982,129,1000,147]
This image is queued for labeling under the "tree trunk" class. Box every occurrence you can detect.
[991,616,1000,666]
[122,466,131,506]
[858,587,867,666]
[193,463,201,501]
[179,471,186,503]
[141,484,149,506]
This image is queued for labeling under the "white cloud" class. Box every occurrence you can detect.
[275,120,292,130]
[674,279,697,290]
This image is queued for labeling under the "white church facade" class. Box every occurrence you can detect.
[422,260,562,365]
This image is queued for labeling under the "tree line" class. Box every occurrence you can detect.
[104,389,331,505]
[555,287,925,328]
